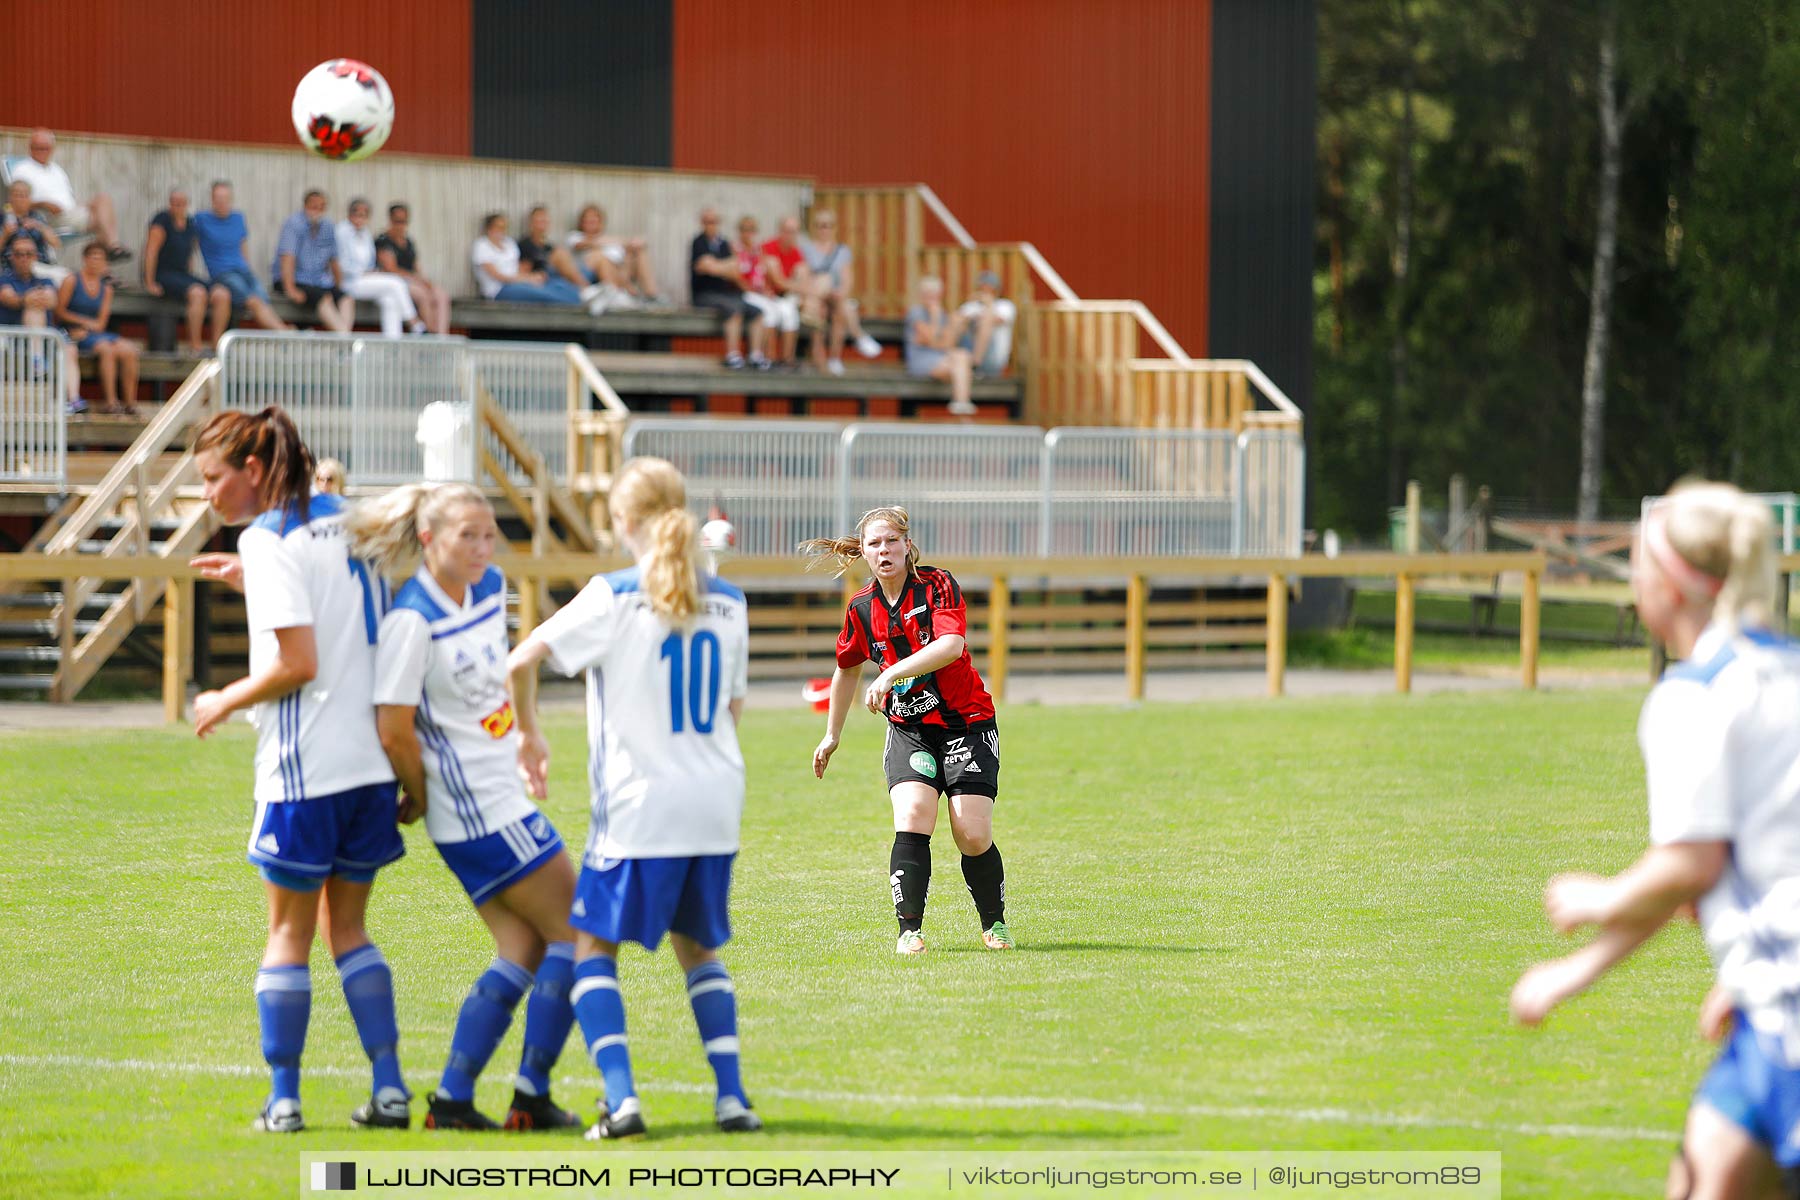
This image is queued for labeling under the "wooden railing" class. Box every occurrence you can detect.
[563,345,629,539]
[810,183,1302,434]
[12,548,1697,719]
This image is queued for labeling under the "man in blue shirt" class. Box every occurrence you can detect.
[193,181,290,341]
[273,189,352,333]
[0,237,83,412]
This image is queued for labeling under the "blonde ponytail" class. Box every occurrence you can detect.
[345,482,490,582]
[611,457,705,624]
[798,506,923,578]
[643,506,703,623]
[1655,481,1777,631]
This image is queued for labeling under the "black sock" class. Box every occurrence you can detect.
[890,832,932,933]
[961,843,1006,928]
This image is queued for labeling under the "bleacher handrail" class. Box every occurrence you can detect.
[0,327,69,488]
[565,345,630,417]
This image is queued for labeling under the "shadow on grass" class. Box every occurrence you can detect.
[642,1118,1151,1142]
[935,941,1231,955]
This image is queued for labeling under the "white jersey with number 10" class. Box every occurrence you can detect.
[237,492,395,804]
[533,567,749,863]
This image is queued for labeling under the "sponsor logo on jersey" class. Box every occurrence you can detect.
[892,675,918,696]
[905,605,927,617]
[891,691,940,719]
[962,762,981,774]
[909,750,937,778]
[480,701,515,739]
[943,736,972,767]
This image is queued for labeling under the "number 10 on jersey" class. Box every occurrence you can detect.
[660,630,722,733]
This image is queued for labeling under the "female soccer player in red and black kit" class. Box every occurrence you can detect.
[804,507,1012,956]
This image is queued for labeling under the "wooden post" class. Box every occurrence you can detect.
[162,577,188,723]
[1404,479,1422,555]
[517,571,541,641]
[988,574,1010,703]
[1395,571,1415,694]
[1266,573,1288,697]
[1125,574,1148,701]
[1520,567,1541,690]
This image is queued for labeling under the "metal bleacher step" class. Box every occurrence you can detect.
[1,592,123,613]
[0,647,62,664]
[0,620,99,639]
[76,540,176,555]
[0,675,55,693]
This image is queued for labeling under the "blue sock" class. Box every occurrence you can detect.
[336,944,406,1097]
[685,961,746,1105]
[516,942,575,1097]
[571,955,634,1111]
[437,958,532,1102]
[255,965,311,1106]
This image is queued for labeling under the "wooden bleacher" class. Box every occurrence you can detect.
[89,291,1021,419]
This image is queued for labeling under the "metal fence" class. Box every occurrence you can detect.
[0,328,69,486]
[220,332,573,486]
[1041,429,1237,556]
[470,342,573,482]
[624,418,1306,558]
[842,424,1047,557]
[623,419,842,559]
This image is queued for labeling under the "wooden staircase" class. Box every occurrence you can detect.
[0,360,222,699]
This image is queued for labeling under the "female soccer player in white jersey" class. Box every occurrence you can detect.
[508,457,761,1139]
[348,483,582,1133]
[1512,482,1800,1197]
[189,407,409,1134]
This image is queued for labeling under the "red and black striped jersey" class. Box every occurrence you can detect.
[835,566,995,728]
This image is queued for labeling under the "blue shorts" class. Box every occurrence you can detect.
[1695,1012,1800,1166]
[214,267,269,306]
[571,854,735,951]
[73,331,119,352]
[246,782,405,892]
[437,812,566,906]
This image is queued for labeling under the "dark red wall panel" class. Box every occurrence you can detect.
[671,0,1211,355]
[0,1,471,156]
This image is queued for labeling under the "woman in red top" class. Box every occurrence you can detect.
[803,507,1012,955]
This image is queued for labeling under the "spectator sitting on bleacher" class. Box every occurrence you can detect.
[689,207,764,370]
[800,209,882,376]
[10,128,129,262]
[194,181,290,340]
[2,180,62,277]
[143,188,227,356]
[518,205,606,312]
[957,270,1017,377]
[375,204,450,336]
[566,204,663,307]
[905,276,976,417]
[57,243,140,415]
[336,197,425,338]
[472,213,581,306]
[736,215,797,368]
[0,237,82,412]
[274,189,353,333]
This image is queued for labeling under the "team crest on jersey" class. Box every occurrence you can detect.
[480,701,515,739]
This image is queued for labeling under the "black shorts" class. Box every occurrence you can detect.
[883,720,999,798]
[695,293,759,321]
[156,270,206,297]
[295,283,344,307]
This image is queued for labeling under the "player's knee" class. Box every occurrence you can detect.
[1663,1151,1688,1200]
[952,826,991,856]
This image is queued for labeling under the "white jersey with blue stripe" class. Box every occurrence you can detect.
[533,566,749,862]
[1644,623,1800,1063]
[237,493,395,804]
[373,565,534,845]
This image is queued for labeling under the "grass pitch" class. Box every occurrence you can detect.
[0,689,1714,1196]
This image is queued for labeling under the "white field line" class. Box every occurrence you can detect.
[0,1053,1671,1144]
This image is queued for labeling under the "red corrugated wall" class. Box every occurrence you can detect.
[670,0,1211,355]
[0,0,471,155]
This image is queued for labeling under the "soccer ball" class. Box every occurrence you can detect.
[701,519,738,557]
[291,59,395,162]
